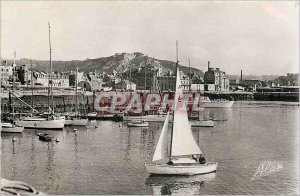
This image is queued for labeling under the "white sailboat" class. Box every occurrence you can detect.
[65,68,88,126]
[15,23,65,130]
[127,120,149,127]
[1,122,24,133]
[190,119,214,127]
[1,52,24,133]
[190,110,214,127]
[201,97,234,108]
[145,42,217,175]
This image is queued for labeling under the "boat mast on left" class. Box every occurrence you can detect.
[1,51,24,133]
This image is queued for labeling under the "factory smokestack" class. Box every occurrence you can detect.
[241,70,243,81]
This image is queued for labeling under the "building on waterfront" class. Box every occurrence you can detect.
[122,66,160,91]
[204,61,229,91]
[115,79,136,90]
[230,70,263,92]
[1,60,13,86]
[52,72,69,87]
[190,75,204,91]
[157,74,176,91]
[32,71,48,86]
[69,70,84,87]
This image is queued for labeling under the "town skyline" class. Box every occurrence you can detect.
[1,1,299,75]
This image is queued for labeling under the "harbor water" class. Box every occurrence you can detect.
[1,101,299,195]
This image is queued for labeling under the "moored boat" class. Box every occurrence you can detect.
[127,120,149,127]
[15,116,65,129]
[38,133,52,142]
[123,114,171,122]
[201,97,234,108]
[190,119,214,127]
[87,113,123,121]
[1,123,24,133]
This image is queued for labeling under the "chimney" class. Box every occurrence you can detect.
[241,70,243,81]
[208,61,210,70]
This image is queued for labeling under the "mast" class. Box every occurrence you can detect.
[169,40,179,161]
[188,58,191,91]
[12,50,16,121]
[144,60,147,93]
[30,60,34,113]
[75,67,78,116]
[129,64,132,92]
[48,22,54,114]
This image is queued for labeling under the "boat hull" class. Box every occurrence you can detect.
[127,122,149,127]
[1,124,24,133]
[145,162,217,175]
[87,115,123,121]
[203,101,234,108]
[15,118,65,129]
[123,115,171,122]
[65,119,88,126]
[190,120,214,127]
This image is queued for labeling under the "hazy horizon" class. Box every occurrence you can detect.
[1,1,299,75]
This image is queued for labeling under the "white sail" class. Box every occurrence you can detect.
[171,67,202,157]
[152,112,170,161]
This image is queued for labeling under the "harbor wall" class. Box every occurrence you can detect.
[1,91,298,116]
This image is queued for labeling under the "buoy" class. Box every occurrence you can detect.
[119,124,122,127]
[74,128,77,132]
[12,137,16,142]
[55,138,60,142]
[95,126,98,128]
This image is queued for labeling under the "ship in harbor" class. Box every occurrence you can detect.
[200,96,234,108]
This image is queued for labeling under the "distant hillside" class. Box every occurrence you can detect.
[3,52,204,77]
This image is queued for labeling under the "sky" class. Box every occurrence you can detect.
[1,1,299,75]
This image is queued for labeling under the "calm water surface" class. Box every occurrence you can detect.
[1,101,299,195]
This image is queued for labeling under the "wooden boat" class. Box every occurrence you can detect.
[127,120,149,127]
[1,123,24,133]
[38,133,52,142]
[145,43,217,175]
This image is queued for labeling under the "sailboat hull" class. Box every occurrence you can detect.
[15,118,65,129]
[190,120,214,127]
[65,119,88,126]
[127,122,149,127]
[1,123,24,133]
[203,101,234,108]
[123,115,171,122]
[145,162,217,176]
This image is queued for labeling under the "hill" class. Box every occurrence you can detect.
[3,52,204,77]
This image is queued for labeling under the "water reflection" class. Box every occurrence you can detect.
[11,141,17,180]
[45,141,55,192]
[145,173,216,195]
[29,136,37,177]
[124,129,131,163]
